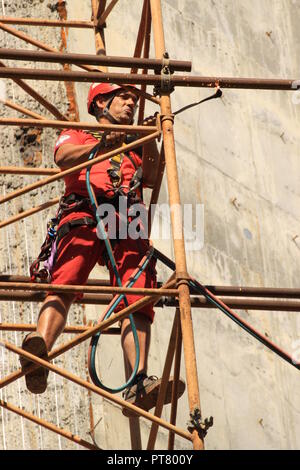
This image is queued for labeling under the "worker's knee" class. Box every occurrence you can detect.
[121,312,151,332]
[41,292,75,314]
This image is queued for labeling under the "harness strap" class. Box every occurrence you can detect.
[56,217,96,247]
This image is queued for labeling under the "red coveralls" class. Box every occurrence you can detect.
[51,129,157,322]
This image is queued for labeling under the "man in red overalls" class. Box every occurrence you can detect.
[20,83,185,415]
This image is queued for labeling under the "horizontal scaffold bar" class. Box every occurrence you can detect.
[0,399,99,450]
[0,166,58,175]
[0,67,298,90]
[0,132,160,205]
[0,281,178,297]
[1,275,300,298]
[0,288,300,311]
[0,118,157,133]
[0,323,120,335]
[0,48,192,72]
[0,17,95,28]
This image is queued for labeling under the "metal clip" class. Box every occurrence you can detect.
[154,52,175,96]
[176,271,190,288]
[187,407,214,438]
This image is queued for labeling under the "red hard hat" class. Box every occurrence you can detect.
[87,83,138,115]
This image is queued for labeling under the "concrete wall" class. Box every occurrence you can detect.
[1,0,300,450]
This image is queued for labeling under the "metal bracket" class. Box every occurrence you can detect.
[187,407,214,439]
[176,271,190,288]
[160,113,175,125]
[154,52,175,96]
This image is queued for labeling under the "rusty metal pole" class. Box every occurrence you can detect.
[0,22,95,73]
[91,0,108,71]
[0,280,177,297]
[150,0,204,450]
[0,400,99,450]
[137,0,152,125]
[0,131,160,206]
[98,0,119,26]
[0,166,58,175]
[0,17,94,28]
[0,323,120,334]
[4,340,192,442]
[0,98,47,120]
[146,310,179,450]
[168,308,183,450]
[0,198,59,229]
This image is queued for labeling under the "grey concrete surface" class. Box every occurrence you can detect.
[0,0,300,450]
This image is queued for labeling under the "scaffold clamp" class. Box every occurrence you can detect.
[154,51,175,96]
[176,271,190,288]
[187,408,214,438]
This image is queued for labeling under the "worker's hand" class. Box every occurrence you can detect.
[143,113,158,127]
[103,131,125,148]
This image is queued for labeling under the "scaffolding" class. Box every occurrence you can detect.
[0,0,300,451]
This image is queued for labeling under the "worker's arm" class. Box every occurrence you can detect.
[54,143,98,170]
[54,130,127,169]
[141,115,160,188]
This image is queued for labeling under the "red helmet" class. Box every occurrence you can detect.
[87,83,138,115]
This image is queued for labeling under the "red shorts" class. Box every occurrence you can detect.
[51,220,157,322]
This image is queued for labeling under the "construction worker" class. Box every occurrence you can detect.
[20,83,185,416]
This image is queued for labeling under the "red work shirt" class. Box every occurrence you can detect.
[54,129,142,199]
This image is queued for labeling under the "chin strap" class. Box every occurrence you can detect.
[100,94,119,124]
[101,94,136,125]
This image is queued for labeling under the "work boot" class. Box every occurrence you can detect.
[122,373,186,417]
[19,332,49,394]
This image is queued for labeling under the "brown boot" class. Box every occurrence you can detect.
[19,332,49,394]
[122,374,186,417]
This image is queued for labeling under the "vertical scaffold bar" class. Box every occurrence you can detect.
[150,0,204,450]
[146,309,178,449]
[168,308,183,450]
[91,0,108,71]
[137,0,152,125]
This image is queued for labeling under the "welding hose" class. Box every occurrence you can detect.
[153,248,300,371]
[87,249,153,392]
[86,146,152,392]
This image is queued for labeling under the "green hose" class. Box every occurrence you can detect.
[86,147,142,393]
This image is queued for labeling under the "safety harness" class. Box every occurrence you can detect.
[30,132,144,282]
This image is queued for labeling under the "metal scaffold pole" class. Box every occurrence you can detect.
[150,0,204,450]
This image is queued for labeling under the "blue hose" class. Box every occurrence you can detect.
[89,253,153,392]
[86,147,150,392]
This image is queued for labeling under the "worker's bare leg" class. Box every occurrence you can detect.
[121,313,151,377]
[20,293,74,393]
[121,312,186,416]
[37,293,75,351]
